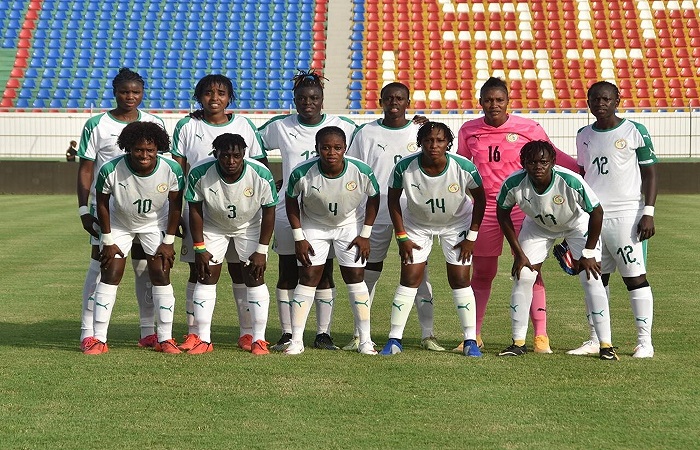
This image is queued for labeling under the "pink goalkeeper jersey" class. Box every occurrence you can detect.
[457,114,578,203]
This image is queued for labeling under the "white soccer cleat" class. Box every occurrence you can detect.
[566,340,600,355]
[284,340,305,355]
[632,343,655,358]
[358,341,377,355]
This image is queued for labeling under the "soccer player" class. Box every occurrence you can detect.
[496,140,618,360]
[571,81,657,358]
[77,68,165,352]
[284,126,380,355]
[456,76,581,353]
[346,82,444,352]
[380,121,486,357]
[85,121,184,354]
[184,133,277,355]
[171,74,267,352]
[258,70,358,351]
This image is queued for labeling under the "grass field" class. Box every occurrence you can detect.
[1,194,698,449]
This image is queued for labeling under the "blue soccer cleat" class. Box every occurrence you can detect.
[462,339,482,357]
[379,338,403,355]
[553,240,576,275]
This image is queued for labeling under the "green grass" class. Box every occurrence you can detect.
[0,195,698,449]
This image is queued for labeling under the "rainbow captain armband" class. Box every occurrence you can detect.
[395,231,409,242]
[193,241,207,254]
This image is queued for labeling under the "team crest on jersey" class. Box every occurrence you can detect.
[407,143,417,152]
[614,139,627,149]
[181,246,188,255]
[156,183,168,193]
[346,181,358,191]
[244,187,254,197]
[448,183,460,193]
[552,195,565,205]
[506,133,518,143]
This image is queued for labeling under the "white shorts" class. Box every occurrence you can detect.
[203,226,262,266]
[403,218,472,266]
[180,203,239,263]
[518,216,601,265]
[600,214,647,277]
[274,217,335,259]
[103,228,164,258]
[367,223,393,264]
[302,222,365,268]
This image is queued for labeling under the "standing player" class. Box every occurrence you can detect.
[185,134,277,355]
[456,77,581,353]
[171,74,267,352]
[85,122,183,354]
[346,82,444,352]
[571,81,657,358]
[258,70,358,351]
[380,122,486,357]
[77,68,165,352]
[496,140,618,360]
[284,126,380,355]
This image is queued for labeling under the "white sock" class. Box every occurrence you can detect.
[93,282,118,343]
[152,284,175,342]
[315,288,335,335]
[629,285,653,345]
[81,259,101,340]
[276,288,293,334]
[388,285,417,339]
[291,284,316,342]
[453,286,476,340]
[510,267,537,341]
[580,272,612,345]
[132,258,155,338]
[358,269,382,335]
[415,266,435,339]
[193,283,217,343]
[347,282,371,343]
[185,281,197,334]
[248,284,270,342]
[233,283,253,337]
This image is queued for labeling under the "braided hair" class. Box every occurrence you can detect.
[112,68,144,93]
[416,121,455,151]
[292,69,327,93]
[519,140,556,168]
[193,74,235,106]
[212,133,247,157]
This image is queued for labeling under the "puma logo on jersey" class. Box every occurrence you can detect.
[289,132,298,139]
[311,185,321,192]
[410,183,421,191]
[118,182,128,189]
[195,133,204,140]
[209,188,219,195]
[377,143,387,151]
[523,197,532,203]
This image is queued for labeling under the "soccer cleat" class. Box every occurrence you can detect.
[251,340,270,355]
[599,346,620,361]
[421,336,446,352]
[379,338,403,355]
[462,339,482,357]
[80,336,98,352]
[83,340,109,355]
[284,340,305,355]
[533,335,553,354]
[237,334,253,352]
[342,336,360,351]
[498,342,527,357]
[187,340,214,355]
[553,241,576,275]
[178,333,200,351]
[566,340,600,355]
[453,334,482,352]
[632,343,655,358]
[358,341,378,355]
[155,339,182,354]
[270,332,292,352]
[313,333,339,350]
[137,333,158,348]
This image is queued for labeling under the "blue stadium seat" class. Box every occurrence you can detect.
[57,78,70,89]
[32,99,47,108]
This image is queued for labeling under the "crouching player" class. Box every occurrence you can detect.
[185,133,277,355]
[496,140,618,360]
[86,122,184,354]
[285,126,380,355]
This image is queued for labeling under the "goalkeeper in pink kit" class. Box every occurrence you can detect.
[456,77,580,352]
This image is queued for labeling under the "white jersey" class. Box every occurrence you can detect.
[77,110,165,198]
[347,119,420,225]
[171,115,266,170]
[497,166,600,233]
[286,156,379,228]
[576,119,657,218]
[185,158,278,234]
[391,152,482,228]
[258,113,358,216]
[96,155,184,232]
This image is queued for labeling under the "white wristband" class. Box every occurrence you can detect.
[581,248,596,259]
[360,224,372,238]
[256,244,269,255]
[78,205,90,216]
[466,230,479,241]
[162,234,175,245]
[643,205,655,217]
[101,232,115,246]
[292,228,305,242]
